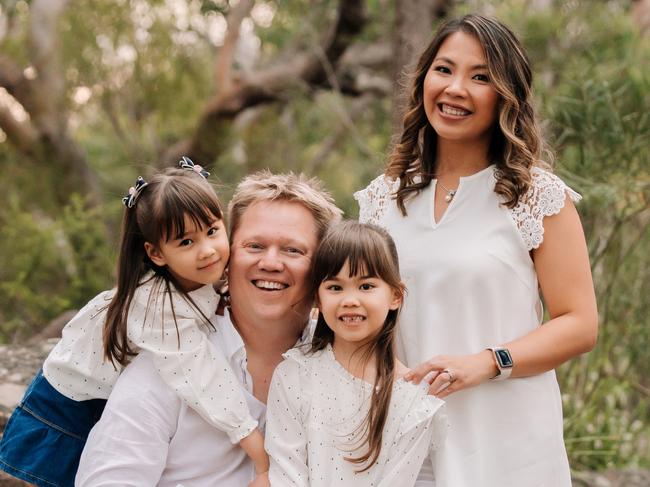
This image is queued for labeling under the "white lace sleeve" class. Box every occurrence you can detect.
[353,174,398,228]
[508,167,582,251]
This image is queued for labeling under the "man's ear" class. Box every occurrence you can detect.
[144,242,166,267]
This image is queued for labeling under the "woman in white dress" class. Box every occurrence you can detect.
[355,14,598,487]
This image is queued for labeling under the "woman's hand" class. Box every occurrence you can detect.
[404,350,498,399]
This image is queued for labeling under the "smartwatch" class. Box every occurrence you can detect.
[487,347,513,380]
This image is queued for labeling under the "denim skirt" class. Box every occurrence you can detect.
[0,370,106,487]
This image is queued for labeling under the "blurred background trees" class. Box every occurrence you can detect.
[0,0,648,472]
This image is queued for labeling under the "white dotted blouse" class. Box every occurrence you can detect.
[265,345,447,487]
[43,272,257,443]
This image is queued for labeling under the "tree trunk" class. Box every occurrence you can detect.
[391,0,453,133]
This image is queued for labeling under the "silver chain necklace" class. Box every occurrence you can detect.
[438,181,457,203]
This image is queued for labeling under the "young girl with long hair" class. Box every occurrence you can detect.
[265,221,447,487]
[355,14,598,486]
[0,159,268,487]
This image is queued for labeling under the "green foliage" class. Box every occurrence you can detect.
[0,194,113,343]
[482,0,650,470]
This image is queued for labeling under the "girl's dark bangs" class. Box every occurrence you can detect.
[320,231,384,280]
[318,240,351,281]
[159,181,223,242]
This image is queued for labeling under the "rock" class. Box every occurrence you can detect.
[0,471,30,486]
[0,342,51,438]
[572,469,650,487]
[0,384,25,411]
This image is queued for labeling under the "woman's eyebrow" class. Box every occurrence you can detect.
[433,56,487,70]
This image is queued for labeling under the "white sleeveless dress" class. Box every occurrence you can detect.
[355,165,579,487]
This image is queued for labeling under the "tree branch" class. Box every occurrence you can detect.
[214,0,255,95]
[0,55,35,112]
[28,0,68,134]
[0,102,38,154]
[391,0,452,130]
[164,0,367,166]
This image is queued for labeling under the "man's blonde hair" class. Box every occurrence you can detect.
[228,170,342,242]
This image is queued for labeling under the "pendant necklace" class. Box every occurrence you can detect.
[438,181,457,203]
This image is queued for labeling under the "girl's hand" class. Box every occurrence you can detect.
[248,471,270,487]
[404,350,498,399]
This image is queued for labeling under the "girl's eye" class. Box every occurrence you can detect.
[473,73,489,82]
[326,284,342,292]
[179,239,193,247]
[207,227,219,236]
[360,283,375,291]
[434,65,451,74]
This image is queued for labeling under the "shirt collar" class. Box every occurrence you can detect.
[214,309,315,362]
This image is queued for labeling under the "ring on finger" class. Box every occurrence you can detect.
[442,369,455,383]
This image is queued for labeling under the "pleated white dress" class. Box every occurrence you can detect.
[355,165,579,487]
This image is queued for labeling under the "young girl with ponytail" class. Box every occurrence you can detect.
[0,159,268,487]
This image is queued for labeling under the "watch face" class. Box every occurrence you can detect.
[496,349,513,368]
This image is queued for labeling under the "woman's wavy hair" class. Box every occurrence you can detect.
[309,221,405,472]
[103,167,224,367]
[387,14,552,215]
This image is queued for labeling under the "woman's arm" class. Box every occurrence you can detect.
[407,196,598,397]
[507,196,598,374]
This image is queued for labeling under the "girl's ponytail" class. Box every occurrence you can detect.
[103,206,150,367]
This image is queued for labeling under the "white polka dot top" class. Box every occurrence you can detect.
[265,345,447,487]
[43,272,257,443]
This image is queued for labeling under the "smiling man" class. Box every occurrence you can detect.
[76,171,341,487]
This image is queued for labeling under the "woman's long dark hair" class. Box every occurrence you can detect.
[103,167,224,367]
[309,221,405,472]
[387,14,551,215]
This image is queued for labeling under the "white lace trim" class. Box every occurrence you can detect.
[508,167,582,251]
[353,174,398,228]
[355,169,580,251]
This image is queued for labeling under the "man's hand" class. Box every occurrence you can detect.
[249,471,270,487]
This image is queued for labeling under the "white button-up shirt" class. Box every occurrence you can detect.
[76,310,313,487]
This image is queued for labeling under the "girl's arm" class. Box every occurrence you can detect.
[128,288,258,443]
[408,196,598,397]
[265,358,310,487]
[241,429,270,478]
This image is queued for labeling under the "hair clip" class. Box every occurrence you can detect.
[122,176,149,208]
[179,156,210,179]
